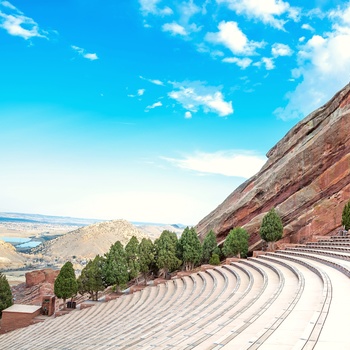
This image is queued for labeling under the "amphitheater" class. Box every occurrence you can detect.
[1,235,350,349]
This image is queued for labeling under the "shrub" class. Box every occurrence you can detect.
[259,208,283,250]
[209,254,220,266]
[0,273,13,318]
[342,200,350,230]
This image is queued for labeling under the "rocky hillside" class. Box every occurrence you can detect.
[34,219,148,260]
[0,240,26,269]
[196,83,350,249]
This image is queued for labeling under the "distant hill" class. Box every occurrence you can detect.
[137,224,183,240]
[33,219,148,260]
[0,240,26,270]
[0,212,101,226]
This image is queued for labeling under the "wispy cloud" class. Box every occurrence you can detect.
[128,89,146,98]
[185,111,192,119]
[140,76,164,86]
[145,101,163,111]
[0,2,48,40]
[162,22,187,36]
[205,21,264,56]
[1,1,16,10]
[168,81,233,117]
[275,2,350,120]
[139,0,173,16]
[222,57,252,69]
[271,43,293,57]
[71,45,99,61]
[301,23,315,32]
[162,150,266,178]
[216,0,300,30]
[253,57,275,70]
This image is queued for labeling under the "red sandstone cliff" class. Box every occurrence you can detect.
[196,83,350,250]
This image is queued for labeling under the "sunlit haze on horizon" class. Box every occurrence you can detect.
[1,0,350,224]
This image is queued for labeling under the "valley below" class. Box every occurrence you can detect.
[0,212,183,286]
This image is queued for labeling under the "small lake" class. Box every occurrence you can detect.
[1,236,30,243]
[17,241,41,248]
[1,236,42,248]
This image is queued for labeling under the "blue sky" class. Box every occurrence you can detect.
[1,0,350,225]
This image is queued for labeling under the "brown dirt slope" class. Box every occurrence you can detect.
[34,219,148,260]
[0,240,26,270]
[196,83,350,250]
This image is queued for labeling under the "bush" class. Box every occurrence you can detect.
[342,200,350,230]
[0,273,13,318]
[259,208,283,250]
[209,254,220,266]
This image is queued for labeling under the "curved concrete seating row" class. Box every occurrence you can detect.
[272,249,350,348]
[258,253,330,349]
[2,237,350,349]
[204,258,297,350]
[80,276,193,349]
[135,268,233,349]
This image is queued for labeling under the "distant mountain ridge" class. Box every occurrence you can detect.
[0,212,186,229]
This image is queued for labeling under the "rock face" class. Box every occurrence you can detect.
[25,269,59,288]
[196,83,350,250]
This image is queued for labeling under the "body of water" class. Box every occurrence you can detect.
[1,236,41,248]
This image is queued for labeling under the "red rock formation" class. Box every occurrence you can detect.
[25,269,59,288]
[196,83,350,250]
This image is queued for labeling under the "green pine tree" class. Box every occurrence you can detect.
[78,255,105,301]
[125,236,140,284]
[342,200,350,230]
[202,230,218,264]
[0,273,13,318]
[259,208,283,250]
[54,261,78,307]
[154,230,181,276]
[139,238,155,285]
[103,241,129,291]
[222,227,249,258]
[178,227,202,271]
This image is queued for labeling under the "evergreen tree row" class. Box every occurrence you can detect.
[69,226,252,301]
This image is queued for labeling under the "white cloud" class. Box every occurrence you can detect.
[1,1,16,10]
[205,21,263,56]
[84,53,98,61]
[0,2,47,40]
[162,150,266,178]
[145,101,163,111]
[179,0,201,21]
[162,22,187,36]
[271,43,293,57]
[168,81,233,117]
[71,46,99,61]
[139,0,173,16]
[262,57,275,70]
[301,23,315,31]
[128,89,146,98]
[140,76,164,86]
[216,0,299,30]
[275,3,350,120]
[185,111,192,119]
[222,57,252,69]
[254,57,275,70]
[176,0,202,35]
